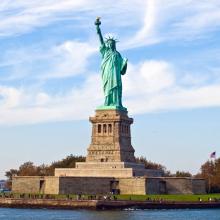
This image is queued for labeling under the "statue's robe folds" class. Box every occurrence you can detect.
[100,44,127,107]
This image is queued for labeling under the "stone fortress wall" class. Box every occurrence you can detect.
[13,176,206,195]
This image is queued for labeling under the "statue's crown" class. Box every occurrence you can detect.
[105,35,119,43]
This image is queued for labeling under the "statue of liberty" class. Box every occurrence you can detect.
[95,17,127,111]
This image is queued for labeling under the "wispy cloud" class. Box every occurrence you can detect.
[0,40,96,81]
[122,0,160,49]
[0,0,89,36]
[124,60,175,96]
[1,0,219,46]
[1,58,220,125]
[171,1,220,38]
[41,41,96,79]
[122,0,220,48]
[0,74,102,125]
[124,60,220,114]
[0,0,143,37]
[0,0,220,125]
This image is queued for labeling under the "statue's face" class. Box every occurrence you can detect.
[107,40,116,50]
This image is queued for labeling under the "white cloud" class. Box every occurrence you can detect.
[0,0,144,37]
[127,84,220,115]
[0,40,96,80]
[0,74,102,125]
[121,0,160,49]
[140,62,175,91]
[159,0,220,41]
[35,92,50,106]
[1,59,220,125]
[0,0,89,36]
[124,60,220,114]
[0,1,220,125]
[180,72,210,86]
[42,41,96,79]
[172,1,220,36]
[124,60,175,96]
[121,0,220,49]
[0,86,24,108]
[0,0,219,48]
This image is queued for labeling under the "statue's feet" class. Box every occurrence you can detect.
[96,105,127,111]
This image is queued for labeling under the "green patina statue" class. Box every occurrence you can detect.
[95,17,127,111]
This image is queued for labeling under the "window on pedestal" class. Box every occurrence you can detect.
[103,124,107,133]
[98,124,101,133]
[108,124,112,133]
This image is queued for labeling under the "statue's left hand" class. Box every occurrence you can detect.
[121,61,127,75]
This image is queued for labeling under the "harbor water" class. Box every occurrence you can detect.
[0,208,220,220]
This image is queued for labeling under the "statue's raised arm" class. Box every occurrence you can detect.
[95,17,104,45]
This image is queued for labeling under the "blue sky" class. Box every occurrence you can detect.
[0,0,220,179]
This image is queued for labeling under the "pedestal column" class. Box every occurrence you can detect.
[86,109,135,162]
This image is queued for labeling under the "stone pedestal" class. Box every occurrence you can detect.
[12,108,206,195]
[54,162,163,177]
[55,109,163,178]
[86,109,135,163]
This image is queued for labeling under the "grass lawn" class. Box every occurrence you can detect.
[115,194,220,202]
[1,192,220,202]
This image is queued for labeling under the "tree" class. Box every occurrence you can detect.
[175,171,192,177]
[50,154,85,170]
[5,169,19,189]
[196,158,220,193]
[5,169,19,180]
[135,156,168,173]
[213,158,220,191]
[5,155,86,178]
[18,162,38,176]
[37,164,52,176]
